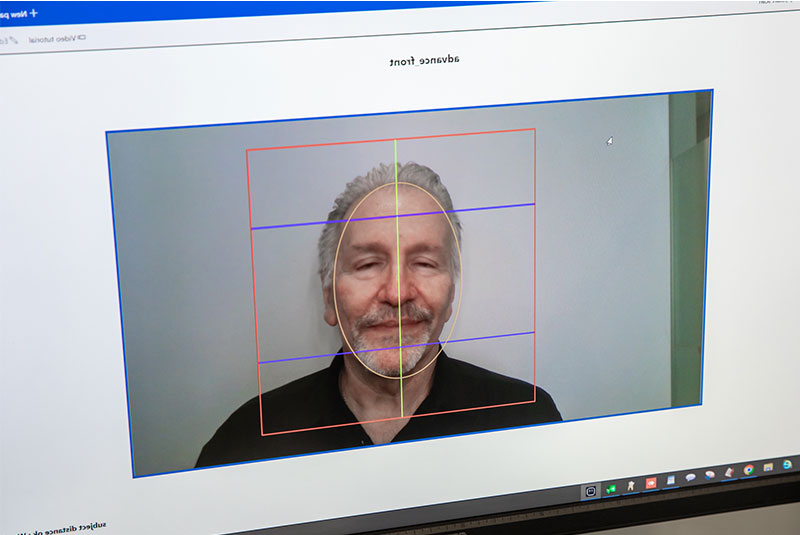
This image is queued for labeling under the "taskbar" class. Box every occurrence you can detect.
[581,454,797,501]
[243,454,799,535]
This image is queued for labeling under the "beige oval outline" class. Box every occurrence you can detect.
[332,181,463,380]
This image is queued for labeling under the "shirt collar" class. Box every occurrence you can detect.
[327,347,451,416]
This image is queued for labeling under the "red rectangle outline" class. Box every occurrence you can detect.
[245,128,537,437]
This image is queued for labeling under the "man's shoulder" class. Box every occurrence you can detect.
[228,365,334,429]
[195,365,339,468]
[440,355,536,395]
[442,356,527,385]
[436,354,561,419]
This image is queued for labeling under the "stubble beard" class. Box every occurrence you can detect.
[351,302,435,377]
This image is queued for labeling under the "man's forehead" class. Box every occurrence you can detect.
[342,209,453,248]
[344,184,442,219]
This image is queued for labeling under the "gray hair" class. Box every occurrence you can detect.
[318,162,462,289]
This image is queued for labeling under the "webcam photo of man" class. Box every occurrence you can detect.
[197,162,561,467]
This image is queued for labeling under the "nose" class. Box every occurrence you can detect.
[378,260,417,306]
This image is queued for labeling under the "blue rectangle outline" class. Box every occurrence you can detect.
[104,88,712,478]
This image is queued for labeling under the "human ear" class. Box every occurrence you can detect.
[443,281,455,323]
[322,285,338,326]
[443,302,453,324]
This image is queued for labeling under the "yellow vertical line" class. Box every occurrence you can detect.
[394,140,404,417]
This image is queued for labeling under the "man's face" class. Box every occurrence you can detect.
[324,185,456,377]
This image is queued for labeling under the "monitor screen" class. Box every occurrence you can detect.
[1,2,798,534]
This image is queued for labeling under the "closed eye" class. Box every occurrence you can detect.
[412,256,441,270]
[353,257,386,272]
[357,262,380,271]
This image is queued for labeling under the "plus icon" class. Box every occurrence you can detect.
[30,9,38,17]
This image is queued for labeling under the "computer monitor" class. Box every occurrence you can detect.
[1,3,798,534]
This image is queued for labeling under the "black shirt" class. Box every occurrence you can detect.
[196,351,561,468]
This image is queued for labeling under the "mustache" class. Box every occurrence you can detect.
[354,302,434,329]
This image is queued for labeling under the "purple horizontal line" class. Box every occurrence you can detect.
[251,202,535,231]
[258,330,535,365]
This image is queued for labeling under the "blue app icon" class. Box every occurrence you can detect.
[783,460,793,470]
